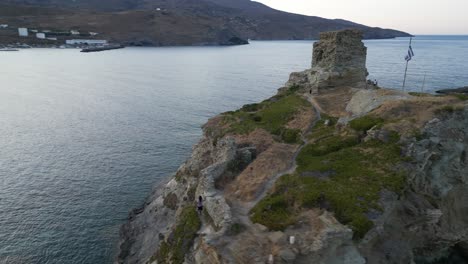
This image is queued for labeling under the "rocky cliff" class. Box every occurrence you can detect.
[117,30,468,264]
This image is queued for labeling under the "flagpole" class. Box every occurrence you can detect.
[402,37,413,92]
[402,60,409,92]
[421,72,426,93]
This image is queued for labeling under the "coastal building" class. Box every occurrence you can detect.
[47,37,58,41]
[31,29,38,33]
[36,33,46,39]
[18,28,28,37]
[89,32,99,36]
[0,24,8,29]
[70,30,80,35]
[65,39,108,45]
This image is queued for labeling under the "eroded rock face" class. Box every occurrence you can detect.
[117,135,238,264]
[286,29,368,92]
[359,107,468,263]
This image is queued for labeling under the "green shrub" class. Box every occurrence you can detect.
[349,116,384,132]
[287,84,302,95]
[222,94,310,143]
[388,131,401,143]
[250,194,298,231]
[252,115,262,122]
[454,94,468,101]
[307,114,339,141]
[241,103,261,112]
[227,223,247,236]
[281,128,302,144]
[297,135,359,166]
[251,131,407,239]
[226,156,249,174]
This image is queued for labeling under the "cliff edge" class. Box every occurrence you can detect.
[117,30,468,264]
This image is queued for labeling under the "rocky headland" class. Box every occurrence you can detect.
[0,1,410,47]
[117,29,468,264]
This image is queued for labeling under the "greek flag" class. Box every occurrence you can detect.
[405,45,414,61]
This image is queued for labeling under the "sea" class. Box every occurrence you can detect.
[0,35,467,264]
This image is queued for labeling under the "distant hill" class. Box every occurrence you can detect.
[0,0,411,46]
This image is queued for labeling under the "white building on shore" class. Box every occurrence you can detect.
[18,28,28,37]
[36,33,46,39]
[65,39,108,45]
[0,24,8,29]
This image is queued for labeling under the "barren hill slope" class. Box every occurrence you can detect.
[0,0,411,46]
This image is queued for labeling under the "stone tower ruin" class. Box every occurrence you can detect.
[312,29,368,88]
[286,29,369,93]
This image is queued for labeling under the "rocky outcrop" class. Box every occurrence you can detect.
[286,29,369,93]
[359,108,468,263]
[338,89,412,124]
[436,86,468,95]
[118,29,468,264]
[117,136,240,264]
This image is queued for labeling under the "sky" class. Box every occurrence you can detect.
[254,0,467,35]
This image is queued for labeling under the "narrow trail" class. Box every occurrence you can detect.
[197,93,323,264]
[230,93,322,228]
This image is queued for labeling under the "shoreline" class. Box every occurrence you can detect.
[0,35,418,50]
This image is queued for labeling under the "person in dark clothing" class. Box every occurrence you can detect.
[197,196,203,214]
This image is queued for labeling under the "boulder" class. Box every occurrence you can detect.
[279,248,296,263]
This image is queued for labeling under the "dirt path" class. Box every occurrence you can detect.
[196,93,322,263]
[230,93,322,227]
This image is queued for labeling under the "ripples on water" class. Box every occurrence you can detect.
[0,36,467,264]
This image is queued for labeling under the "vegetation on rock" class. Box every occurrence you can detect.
[454,94,468,101]
[154,206,201,264]
[221,94,310,143]
[435,105,465,114]
[251,114,407,238]
[227,222,247,236]
[163,192,179,210]
[307,114,338,141]
[349,115,384,132]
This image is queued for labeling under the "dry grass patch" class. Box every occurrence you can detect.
[225,143,298,202]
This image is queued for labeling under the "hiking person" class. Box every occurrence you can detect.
[197,196,203,214]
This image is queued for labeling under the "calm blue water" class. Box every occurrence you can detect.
[366,35,468,91]
[0,36,467,264]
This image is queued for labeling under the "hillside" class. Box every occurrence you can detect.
[0,0,411,46]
